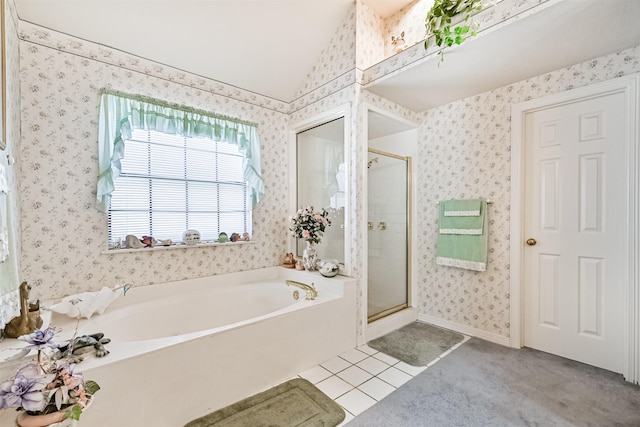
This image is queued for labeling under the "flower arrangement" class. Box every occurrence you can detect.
[0,327,100,426]
[289,206,331,245]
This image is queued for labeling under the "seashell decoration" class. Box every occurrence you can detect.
[182,229,201,245]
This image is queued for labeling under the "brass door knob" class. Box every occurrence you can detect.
[526,238,537,246]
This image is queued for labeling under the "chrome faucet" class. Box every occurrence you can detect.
[286,280,318,300]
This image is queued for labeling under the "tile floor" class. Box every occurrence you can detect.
[297,335,471,425]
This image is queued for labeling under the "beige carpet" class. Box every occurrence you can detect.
[184,378,345,427]
[368,321,464,366]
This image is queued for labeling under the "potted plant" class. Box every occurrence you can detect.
[424,0,484,62]
[0,327,100,427]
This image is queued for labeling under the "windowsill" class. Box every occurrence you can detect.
[101,240,255,255]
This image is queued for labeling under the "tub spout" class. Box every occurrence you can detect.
[286,280,318,300]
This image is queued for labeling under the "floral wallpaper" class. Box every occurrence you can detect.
[355,0,385,71]
[291,3,356,103]
[0,0,23,329]
[18,37,290,301]
[8,0,640,347]
[417,45,640,338]
[362,0,548,86]
[382,0,432,60]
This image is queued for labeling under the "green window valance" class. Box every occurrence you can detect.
[96,89,264,212]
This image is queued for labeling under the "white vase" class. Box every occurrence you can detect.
[302,241,318,271]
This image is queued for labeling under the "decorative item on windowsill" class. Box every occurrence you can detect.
[424,0,483,63]
[0,327,101,427]
[288,206,331,271]
[183,229,201,245]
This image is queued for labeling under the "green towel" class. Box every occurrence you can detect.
[436,199,488,271]
[443,199,481,217]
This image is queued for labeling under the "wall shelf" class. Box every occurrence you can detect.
[362,0,640,112]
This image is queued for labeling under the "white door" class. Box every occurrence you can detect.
[523,90,628,373]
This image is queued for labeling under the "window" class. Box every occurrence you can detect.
[108,129,250,245]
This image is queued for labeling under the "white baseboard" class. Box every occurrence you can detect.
[365,308,418,342]
[418,314,511,347]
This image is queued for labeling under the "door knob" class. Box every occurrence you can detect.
[526,238,537,246]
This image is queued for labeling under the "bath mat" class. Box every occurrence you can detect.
[184,378,345,427]
[368,321,464,367]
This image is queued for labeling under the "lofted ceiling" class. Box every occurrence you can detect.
[14,0,414,103]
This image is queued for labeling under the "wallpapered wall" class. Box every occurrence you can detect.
[417,46,640,339]
[7,0,640,346]
[0,0,23,328]
[18,37,291,301]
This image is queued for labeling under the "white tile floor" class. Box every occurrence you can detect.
[297,335,471,425]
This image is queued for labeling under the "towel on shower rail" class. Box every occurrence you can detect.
[436,199,488,271]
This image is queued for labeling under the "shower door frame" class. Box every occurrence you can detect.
[366,148,412,323]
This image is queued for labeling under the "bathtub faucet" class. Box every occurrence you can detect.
[286,280,318,300]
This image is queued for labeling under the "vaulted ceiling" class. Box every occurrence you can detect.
[14,0,415,102]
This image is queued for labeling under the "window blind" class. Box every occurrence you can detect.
[108,129,250,244]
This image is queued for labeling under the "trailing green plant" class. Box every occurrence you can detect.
[424,0,483,62]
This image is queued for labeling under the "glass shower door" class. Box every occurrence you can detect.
[367,149,410,322]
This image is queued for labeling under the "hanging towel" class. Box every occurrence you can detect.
[443,199,481,217]
[436,199,488,271]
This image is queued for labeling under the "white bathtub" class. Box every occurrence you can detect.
[0,267,357,426]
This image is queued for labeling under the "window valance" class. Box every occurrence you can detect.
[96,90,264,212]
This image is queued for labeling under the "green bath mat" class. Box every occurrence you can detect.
[184,378,345,427]
[368,321,464,367]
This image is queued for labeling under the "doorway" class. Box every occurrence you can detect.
[510,75,640,383]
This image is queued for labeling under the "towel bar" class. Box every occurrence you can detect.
[436,199,492,205]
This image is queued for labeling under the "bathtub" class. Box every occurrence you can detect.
[0,267,357,426]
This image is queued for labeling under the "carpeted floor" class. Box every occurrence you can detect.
[367,321,465,366]
[347,338,640,426]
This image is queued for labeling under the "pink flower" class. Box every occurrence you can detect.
[302,230,310,238]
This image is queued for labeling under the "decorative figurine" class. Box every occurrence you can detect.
[124,234,144,249]
[295,258,305,271]
[230,232,241,242]
[283,252,295,268]
[218,232,228,243]
[141,235,156,248]
[54,332,111,362]
[318,259,340,277]
[391,31,406,54]
[242,232,250,241]
[183,229,201,245]
[3,282,40,338]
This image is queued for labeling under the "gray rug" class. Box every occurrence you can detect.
[347,338,640,426]
[368,321,464,366]
[185,378,345,427]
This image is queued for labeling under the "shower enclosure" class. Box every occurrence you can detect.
[367,148,411,322]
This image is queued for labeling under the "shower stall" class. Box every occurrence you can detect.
[367,148,411,322]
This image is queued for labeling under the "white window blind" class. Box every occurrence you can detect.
[108,129,250,244]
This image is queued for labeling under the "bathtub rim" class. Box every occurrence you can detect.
[0,267,355,373]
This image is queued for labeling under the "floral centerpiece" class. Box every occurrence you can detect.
[0,327,100,427]
[289,206,331,271]
[289,206,331,244]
